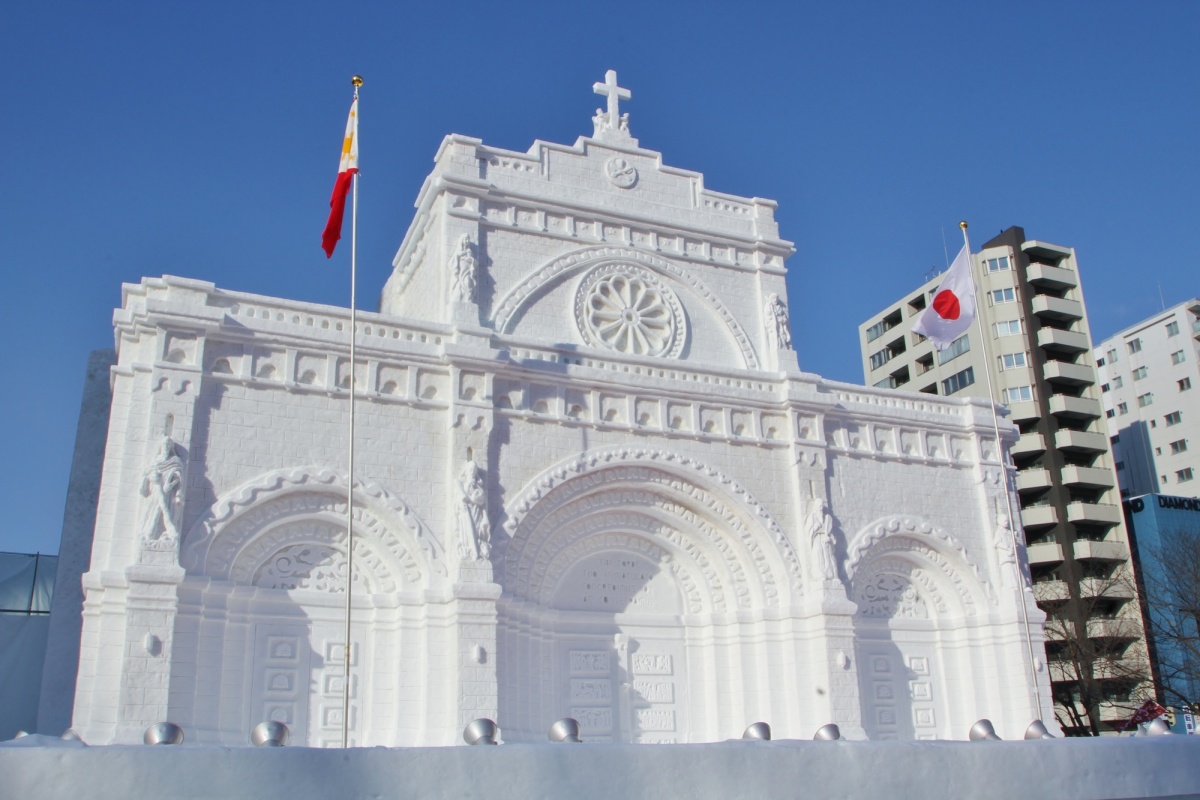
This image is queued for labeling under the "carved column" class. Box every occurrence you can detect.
[114,556,186,742]
[442,358,502,742]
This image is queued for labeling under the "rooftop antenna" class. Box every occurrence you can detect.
[1158,282,1166,311]
[941,225,951,269]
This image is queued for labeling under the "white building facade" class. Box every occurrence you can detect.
[1097,299,1200,499]
[61,74,1052,747]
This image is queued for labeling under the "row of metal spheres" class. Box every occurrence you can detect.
[9,721,290,747]
[465,717,1177,745]
[12,716,1176,747]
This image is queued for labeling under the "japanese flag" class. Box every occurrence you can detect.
[912,244,976,350]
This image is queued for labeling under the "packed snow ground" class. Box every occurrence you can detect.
[3,734,1199,799]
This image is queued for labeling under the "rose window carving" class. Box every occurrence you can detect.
[575,265,685,358]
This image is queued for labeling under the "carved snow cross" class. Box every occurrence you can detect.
[593,69,630,130]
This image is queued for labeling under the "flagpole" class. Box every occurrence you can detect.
[960,220,1043,720]
[341,74,362,750]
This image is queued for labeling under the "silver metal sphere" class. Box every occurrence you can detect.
[143,722,185,745]
[548,718,582,743]
[1024,720,1055,739]
[742,722,772,740]
[463,718,498,745]
[969,719,1002,741]
[251,721,290,747]
[1146,718,1174,736]
[60,729,86,744]
[813,723,842,741]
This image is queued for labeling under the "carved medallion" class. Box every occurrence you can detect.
[604,157,638,189]
[574,264,685,357]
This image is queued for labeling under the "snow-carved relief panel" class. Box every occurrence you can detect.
[574,264,685,358]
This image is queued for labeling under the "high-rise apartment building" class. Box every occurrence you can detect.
[859,226,1151,734]
[1096,300,1200,500]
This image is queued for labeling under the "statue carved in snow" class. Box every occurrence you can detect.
[993,510,1029,589]
[806,497,837,582]
[450,235,478,303]
[456,460,491,561]
[765,293,793,351]
[139,435,184,544]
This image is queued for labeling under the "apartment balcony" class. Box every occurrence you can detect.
[1054,429,1108,454]
[1048,394,1102,421]
[1043,360,1095,387]
[1033,579,1070,604]
[1093,658,1148,681]
[1061,465,1116,490]
[1012,432,1048,457]
[1080,577,1135,601]
[1022,505,1059,532]
[1031,295,1085,322]
[1037,327,1091,355]
[1067,502,1122,527]
[1043,624,1068,642]
[1006,400,1041,423]
[1027,263,1078,290]
[1073,539,1128,562]
[1016,468,1053,494]
[1099,703,1138,725]
[1193,318,1200,341]
[1086,617,1141,641]
[1026,541,1065,566]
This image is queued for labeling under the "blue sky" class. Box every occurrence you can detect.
[2,1,1197,555]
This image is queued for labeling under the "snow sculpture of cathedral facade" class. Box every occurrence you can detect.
[63,73,1053,746]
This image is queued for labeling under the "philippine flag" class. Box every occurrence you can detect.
[321,98,359,258]
[912,244,976,350]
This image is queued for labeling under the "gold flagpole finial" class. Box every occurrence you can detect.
[959,220,968,230]
[352,75,364,88]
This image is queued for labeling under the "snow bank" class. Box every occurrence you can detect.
[2,736,1198,799]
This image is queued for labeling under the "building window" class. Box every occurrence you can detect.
[1166,320,1180,337]
[991,288,1016,304]
[869,348,890,371]
[994,320,1023,337]
[942,367,975,395]
[1000,352,1027,370]
[1105,408,1116,418]
[1101,383,1110,393]
[1128,338,1143,354]
[986,256,1011,272]
[1133,366,1149,380]
[1171,350,1186,365]
[1118,402,1129,415]
[1003,385,1033,403]
[1180,377,1193,391]
[1115,461,1125,471]
[1106,348,1118,363]
[865,320,887,343]
[1178,467,1195,483]
[1137,393,1154,407]
[1111,434,1120,443]
[1170,439,1188,455]
[1166,411,1183,426]
[1096,357,1106,367]
[937,334,970,365]
[1112,376,1123,389]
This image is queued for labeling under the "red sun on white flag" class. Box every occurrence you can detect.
[911,244,976,350]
